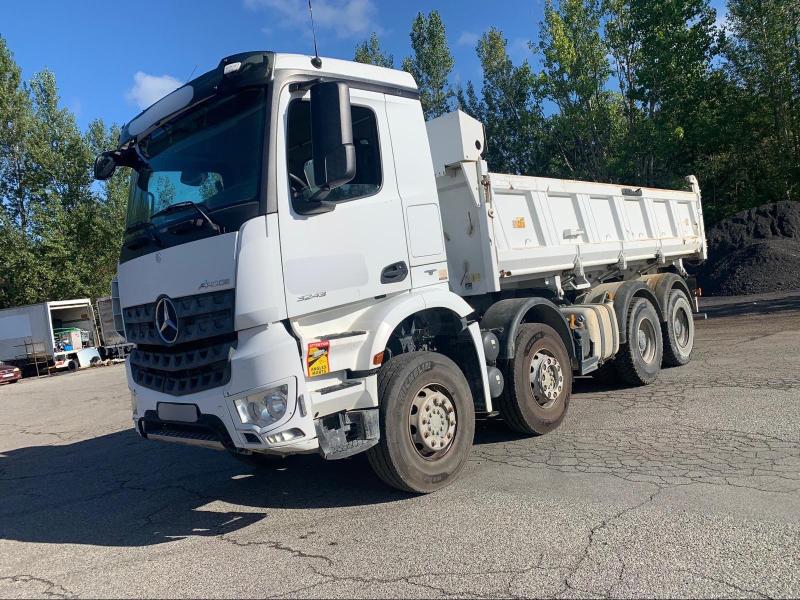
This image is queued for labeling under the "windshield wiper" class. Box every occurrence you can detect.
[151,201,221,234]
[124,221,163,250]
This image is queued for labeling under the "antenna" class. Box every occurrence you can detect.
[308,0,322,68]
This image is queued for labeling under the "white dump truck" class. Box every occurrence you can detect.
[95,52,705,493]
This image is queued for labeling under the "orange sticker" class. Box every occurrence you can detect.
[512,217,526,228]
[307,340,330,377]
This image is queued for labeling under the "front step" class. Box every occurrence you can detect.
[315,408,380,460]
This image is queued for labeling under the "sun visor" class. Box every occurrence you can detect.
[126,86,195,139]
[118,51,273,146]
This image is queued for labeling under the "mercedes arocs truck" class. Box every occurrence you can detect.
[95,52,706,493]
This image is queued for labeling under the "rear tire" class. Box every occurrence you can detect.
[497,324,572,435]
[367,352,475,494]
[614,298,663,386]
[662,289,694,367]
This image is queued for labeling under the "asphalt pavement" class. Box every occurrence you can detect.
[0,306,798,598]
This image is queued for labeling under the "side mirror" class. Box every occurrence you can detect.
[94,152,117,180]
[310,81,356,194]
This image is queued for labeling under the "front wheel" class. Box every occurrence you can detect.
[497,324,572,435]
[367,352,475,494]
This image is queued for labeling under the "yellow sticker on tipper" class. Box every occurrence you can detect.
[512,217,526,228]
[307,341,330,377]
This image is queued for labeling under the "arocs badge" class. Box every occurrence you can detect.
[307,340,330,377]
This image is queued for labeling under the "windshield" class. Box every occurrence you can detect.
[125,88,267,235]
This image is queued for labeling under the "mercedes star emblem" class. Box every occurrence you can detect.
[155,297,179,344]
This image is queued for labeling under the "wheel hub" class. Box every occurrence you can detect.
[673,304,691,349]
[409,385,457,457]
[637,318,657,363]
[638,330,648,353]
[530,351,564,407]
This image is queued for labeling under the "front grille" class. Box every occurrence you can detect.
[126,290,236,395]
[140,411,234,448]
[124,290,235,347]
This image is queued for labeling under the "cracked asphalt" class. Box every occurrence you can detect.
[1,299,799,598]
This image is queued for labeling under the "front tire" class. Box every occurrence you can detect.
[662,290,694,367]
[614,298,663,386]
[367,352,475,494]
[497,324,572,435]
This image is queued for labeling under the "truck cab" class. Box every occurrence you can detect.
[97,51,703,493]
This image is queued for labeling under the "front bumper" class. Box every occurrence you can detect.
[129,322,318,454]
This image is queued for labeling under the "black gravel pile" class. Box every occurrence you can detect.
[698,201,800,295]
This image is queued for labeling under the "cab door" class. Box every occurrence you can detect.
[277,85,410,318]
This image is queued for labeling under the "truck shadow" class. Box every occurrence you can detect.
[0,429,408,548]
[1,409,593,548]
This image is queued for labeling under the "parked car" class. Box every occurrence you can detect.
[0,362,21,384]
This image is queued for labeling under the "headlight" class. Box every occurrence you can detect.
[234,385,289,427]
[13,367,20,373]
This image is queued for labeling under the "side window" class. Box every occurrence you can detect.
[286,100,382,204]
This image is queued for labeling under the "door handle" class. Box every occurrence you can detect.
[380,261,409,284]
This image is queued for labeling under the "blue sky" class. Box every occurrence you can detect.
[2,0,727,131]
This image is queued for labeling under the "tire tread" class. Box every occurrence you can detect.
[614,298,661,386]
[662,289,693,368]
[366,352,473,493]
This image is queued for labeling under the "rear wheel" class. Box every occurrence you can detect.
[614,298,663,386]
[497,324,572,435]
[367,352,475,494]
[662,289,694,367]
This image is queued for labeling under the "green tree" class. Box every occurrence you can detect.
[354,32,394,68]
[0,34,127,308]
[402,11,455,119]
[539,0,623,180]
[724,0,799,203]
[458,28,548,175]
[604,0,718,187]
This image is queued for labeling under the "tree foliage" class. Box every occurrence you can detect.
[354,32,394,68]
[0,36,127,309]
[605,0,719,188]
[723,0,799,205]
[2,0,799,309]
[402,11,455,119]
[458,28,548,175]
[539,0,622,180]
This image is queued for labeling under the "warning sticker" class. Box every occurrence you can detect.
[307,340,330,377]
[512,216,526,229]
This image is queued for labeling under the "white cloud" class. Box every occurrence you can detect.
[457,31,480,47]
[126,71,184,110]
[245,0,379,39]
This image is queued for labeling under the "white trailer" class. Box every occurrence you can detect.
[0,299,102,372]
[96,52,705,493]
